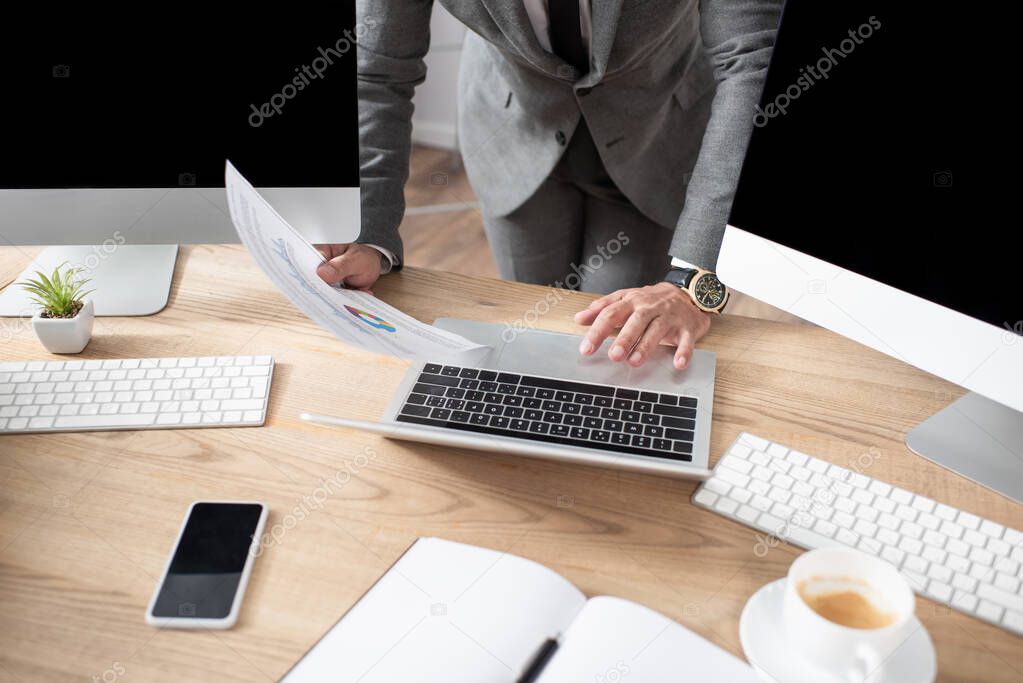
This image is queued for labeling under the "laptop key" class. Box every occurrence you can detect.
[640,414,659,425]
[632,435,651,448]
[452,411,471,422]
[504,407,524,418]
[574,394,593,405]
[616,388,639,400]
[536,389,555,399]
[524,409,543,421]
[622,411,640,422]
[611,432,630,445]
[542,400,561,411]
[570,427,590,440]
[562,403,580,414]
[401,404,431,417]
[511,419,529,431]
[461,378,480,390]
[624,423,642,435]
[583,417,602,429]
[445,399,465,410]
[551,424,570,437]
[419,373,460,387]
[524,398,543,409]
[529,421,551,434]
[471,413,489,425]
[441,366,461,377]
[502,395,523,406]
[653,404,697,419]
[644,425,664,437]
[592,430,610,442]
[633,401,652,413]
[564,415,582,426]
[430,408,451,420]
[466,390,485,401]
[516,386,536,397]
[484,404,503,415]
[543,412,563,423]
[478,370,498,381]
[662,416,696,430]
[581,405,600,417]
[640,392,658,402]
[485,393,502,403]
[407,393,427,405]
[480,381,499,392]
[497,383,517,394]
[653,438,672,451]
[679,396,699,408]
[665,428,694,442]
[459,368,479,379]
[427,396,445,407]
[520,375,615,397]
[414,383,446,396]
[467,401,485,412]
[659,394,678,406]
[595,396,613,407]
[601,408,621,420]
[614,398,632,410]
[445,387,465,398]
[497,373,521,384]
[490,416,510,428]
[555,391,573,402]
[423,364,442,374]
[673,441,693,454]
[603,420,623,432]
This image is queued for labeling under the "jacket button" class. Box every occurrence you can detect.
[555,131,567,145]
[577,87,592,96]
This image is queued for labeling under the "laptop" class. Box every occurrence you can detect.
[302,318,715,479]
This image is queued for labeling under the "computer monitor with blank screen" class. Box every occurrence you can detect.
[0,8,360,316]
[717,0,1023,501]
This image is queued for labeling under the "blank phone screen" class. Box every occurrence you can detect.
[151,503,263,619]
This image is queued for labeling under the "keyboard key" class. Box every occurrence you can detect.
[653,404,697,419]
[520,375,614,397]
[418,372,460,387]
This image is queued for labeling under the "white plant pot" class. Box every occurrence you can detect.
[32,299,95,354]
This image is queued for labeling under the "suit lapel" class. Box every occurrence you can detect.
[477,0,564,75]
[584,0,624,84]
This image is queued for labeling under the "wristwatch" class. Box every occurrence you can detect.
[664,267,730,314]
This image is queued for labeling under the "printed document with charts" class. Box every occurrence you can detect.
[281,538,758,683]
[224,161,485,361]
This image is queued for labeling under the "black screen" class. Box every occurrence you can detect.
[151,502,263,619]
[729,1,1017,330]
[0,6,358,189]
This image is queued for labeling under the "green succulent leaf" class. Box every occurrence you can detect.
[17,261,92,318]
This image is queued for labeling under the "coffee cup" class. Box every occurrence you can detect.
[782,548,916,682]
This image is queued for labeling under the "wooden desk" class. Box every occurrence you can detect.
[1,245,1020,683]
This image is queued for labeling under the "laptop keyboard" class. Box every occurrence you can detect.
[395,363,698,461]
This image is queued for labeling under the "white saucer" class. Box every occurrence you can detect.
[739,579,936,683]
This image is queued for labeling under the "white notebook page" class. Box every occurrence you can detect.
[536,596,758,682]
[282,538,586,683]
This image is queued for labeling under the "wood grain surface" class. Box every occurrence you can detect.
[0,245,1019,683]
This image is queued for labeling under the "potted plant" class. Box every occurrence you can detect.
[19,263,95,354]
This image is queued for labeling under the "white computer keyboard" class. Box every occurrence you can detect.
[693,432,1023,636]
[0,355,273,433]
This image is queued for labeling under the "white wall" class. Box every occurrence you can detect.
[410,6,466,150]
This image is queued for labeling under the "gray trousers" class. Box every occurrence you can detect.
[481,122,675,294]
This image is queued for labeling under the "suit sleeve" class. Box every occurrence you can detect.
[354,0,434,267]
[669,0,783,271]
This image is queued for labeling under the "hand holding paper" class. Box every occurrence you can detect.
[224,161,485,361]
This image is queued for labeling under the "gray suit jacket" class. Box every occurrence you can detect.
[356,0,781,271]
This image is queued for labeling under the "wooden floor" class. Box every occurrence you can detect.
[400,145,805,324]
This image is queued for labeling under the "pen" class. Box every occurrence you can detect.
[517,637,559,683]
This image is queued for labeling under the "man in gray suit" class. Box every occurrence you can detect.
[317,0,781,370]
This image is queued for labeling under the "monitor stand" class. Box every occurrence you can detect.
[0,244,178,316]
[906,392,1023,504]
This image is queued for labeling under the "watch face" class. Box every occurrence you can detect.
[693,273,727,309]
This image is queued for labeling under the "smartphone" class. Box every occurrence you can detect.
[146,501,268,629]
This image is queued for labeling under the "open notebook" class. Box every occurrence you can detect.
[282,538,758,682]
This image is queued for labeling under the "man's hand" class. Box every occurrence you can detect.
[574,282,712,370]
[314,244,384,290]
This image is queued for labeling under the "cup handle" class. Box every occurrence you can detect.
[847,643,884,683]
